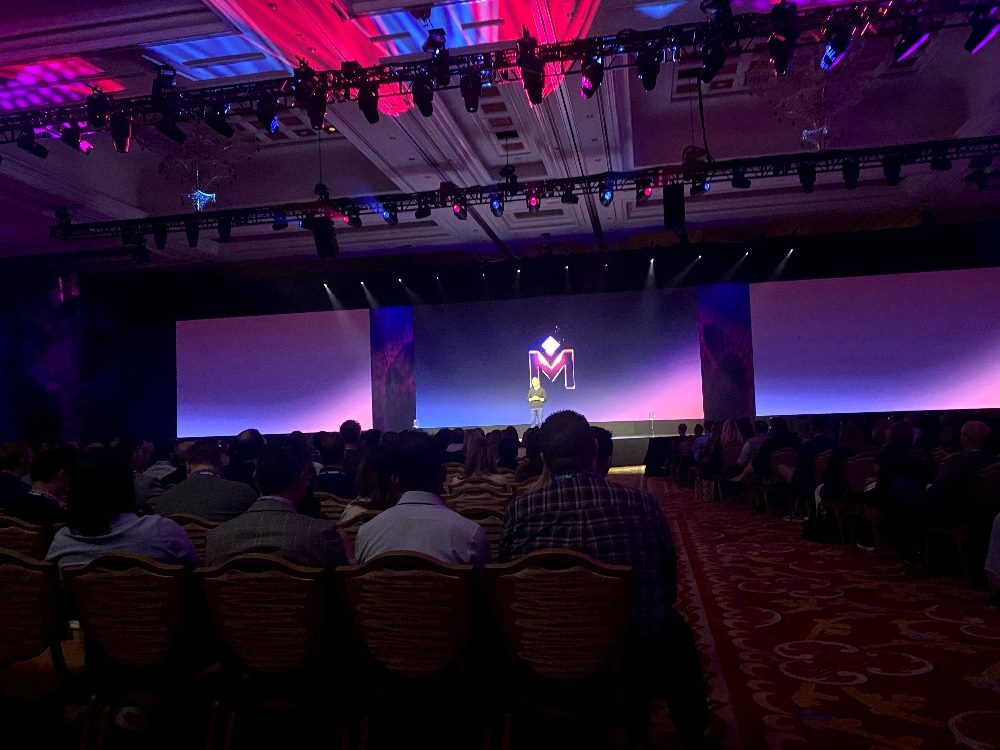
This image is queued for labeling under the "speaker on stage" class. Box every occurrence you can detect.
[643,436,675,476]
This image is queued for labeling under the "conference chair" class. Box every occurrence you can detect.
[166,514,218,564]
[844,454,880,549]
[756,448,798,513]
[198,554,347,750]
[457,507,504,561]
[338,508,380,564]
[485,550,633,750]
[315,492,352,521]
[336,553,484,750]
[0,515,48,559]
[64,554,210,750]
[812,450,844,539]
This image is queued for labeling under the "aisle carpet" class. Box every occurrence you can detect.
[629,476,1000,750]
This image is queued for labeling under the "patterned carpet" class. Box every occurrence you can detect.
[628,476,1000,750]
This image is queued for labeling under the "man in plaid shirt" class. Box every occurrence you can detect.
[501,411,710,749]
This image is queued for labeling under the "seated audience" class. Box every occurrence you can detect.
[340,446,399,526]
[749,417,798,479]
[501,411,709,748]
[592,426,614,477]
[0,441,32,514]
[987,513,1000,598]
[17,445,78,526]
[314,433,358,499]
[692,420,714,463]
[737,419,769,467]
[155,439,258,522]
[495,435,519,475]
[205,442,346,569]
[225,428,267,488]
[355,431,490,566]
[360,428,382,452]
[718,419,744,471]
[460,435,504,482]
[440,427,466,465]
[340,419,364,483]
[515,427,543,482]
[46,448,197,569]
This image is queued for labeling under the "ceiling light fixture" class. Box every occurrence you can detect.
[86,90,110,128]
[110,112,132,153]
[599,181,614,206]
[490,194,504,217]
[820,18,853,70]
[731,166,752,189]
[16,129,48,159]
[636,47,661,91]
[382,205,398,225]
[580,52,604,99]
[306,88,327,129]
[798,162,817,192]
[60,123,93,154]
[517,28,545,106]
[841,158,860,189]
[882,154,903,185]
[460,70,482,113]
[894,17,931,61]
[526,186,541,213]
[768,0,800,76]
[358,83,379,124]
[966,5,999,54]
[636,180,653,205]
[452,200,468,220]
[257,97,280,134]
[412,74,434,117]
[205,103,234,138]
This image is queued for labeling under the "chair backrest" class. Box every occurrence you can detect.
[165,514,217,563]
[449,493,511,514]
[198,554,326,674]
[813,450,834,482]
[457,507,504,560]
[721,443,743,468]
[0,549,63,668]
[0,515,47,560]
[971,462,1000,509]
[487,549,632,681]
[337,553,476,678]
[845,454,877,494]
[338,509,381,564]
[769,448,798,475]
[64,553,188,670]
[315,492,351,521]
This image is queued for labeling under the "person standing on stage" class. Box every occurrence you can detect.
[527,376,548,427]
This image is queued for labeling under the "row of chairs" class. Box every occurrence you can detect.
[0,548,634,750]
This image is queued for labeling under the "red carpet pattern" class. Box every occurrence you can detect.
[626,477,1000,750]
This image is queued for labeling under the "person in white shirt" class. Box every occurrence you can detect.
[355,431,491,566]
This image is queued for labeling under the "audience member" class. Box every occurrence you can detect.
[205,442,346,569]
[592,426,614,477]
[314,433,358,499]
[440,427,466,464]
[749,417,798,479]
[501,411,709,748]
[360,428,382,452]
[340,446,400,526]
[692,420,715,462]
[496,435,519,474]
[18,445,77,526]
[677,423,688,438]
[986,513,1000,598]
[155,439,258,522]
[515,427,544,482]
[355,431,490,565]
[47,448,197,569]
[737,419,769,467]
[340,420,364,483]
[0,441,32,514]
[225,428,267,489]
[461,435,500,480]
[718,419,744,470]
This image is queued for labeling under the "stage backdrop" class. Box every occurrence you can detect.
[750,267,1000,414]
[412,288,704,428]
[176,309,373,436]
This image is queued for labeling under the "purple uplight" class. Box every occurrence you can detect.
[969,22,999,54]
[895,32,930,61]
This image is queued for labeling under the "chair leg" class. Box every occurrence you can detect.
[95,706,111,750]
[80,698,95,750]
[501,711,512,750]
[223,710,236,750]
[206,701,220,750]
[359,712,369,750]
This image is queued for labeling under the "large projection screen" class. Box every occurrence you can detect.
[176,310,373,436]
[751,268,1000,414]
[413,288,704,427]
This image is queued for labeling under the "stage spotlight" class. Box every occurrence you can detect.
[382,205,398,225]
[358,83,379,124]
[560,188,579,205]
[110,112,132,153]
[313,216,339,258]
[257,97,280,134]
[964,169,989,191]
[517,28,545,106]
[930,147,952,171]
[490,194,504,217]
[412,74,434,117]
[526,187,541,213]
[217,215,232,242]
[768,0,799,76]
[820,21,852,70]
[16,130,48,159]
[343,208,362,228]
[422,28,447,56]
[882,154,903,185]
[414,197,433,219]
[689,178,710,197]
[798,162,817,192]
[151,66,177,113]
[966,6,999,54]
[60,123,93,154]
[699,42,726,83]
[205,104,234,138]
[292,62,319,103]
[452,200,468,220]
[86,90,110,128]
[460,70,482,113]
[152,223,168,252]
[184,218,199,248]
[272,211,288,231]
[636,47,661,91]
[636,181,653,205]
[731,166,752,189]
[599,182,614,206]
[842,158,860,189]
[155,116,186,144]
[580,53,604,99]
[894,18,930,61]
[306,89,327,129]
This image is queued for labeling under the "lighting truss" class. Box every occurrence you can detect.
[49,135,1000,244]
[2,0,998,144]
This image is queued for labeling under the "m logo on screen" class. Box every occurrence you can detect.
[529,335,576,390]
